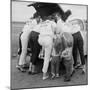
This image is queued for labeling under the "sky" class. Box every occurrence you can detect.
[12,1,87,22]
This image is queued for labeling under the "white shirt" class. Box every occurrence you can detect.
[56,19,81,34]
[32,23,41,33]
[39,20,56,37]
[71,24,81,34]
[56,19,71,33]
[22,19,37,32]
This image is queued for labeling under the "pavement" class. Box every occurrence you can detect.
[11,56,88,89]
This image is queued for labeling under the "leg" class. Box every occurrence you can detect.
[29,32,41,73]
[77,32,86,73]
[31,46,41,73]
[77,33,85,65]
[16,32,30,72]
[17,32,23,68]
[18,32,29,65]
[18,32,23,55]
[72,34,78,66]
[31,43,41,66]
[38,35,53,79]
[51,57,56,78]
[56,56,61,77]
[64,60,73,81]
[42,45,52,80]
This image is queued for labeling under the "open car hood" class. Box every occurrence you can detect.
[27,2,71,21]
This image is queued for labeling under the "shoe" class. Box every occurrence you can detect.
[27,70,32,75]
[42,73,49,80]
[16,65,26,72]
[27,70,38,75]
[64,78,71,82]
[82,65,86,74]
[78,64,86,73]
[51,74,55,79]
[74,63,81,69]
[56,74,60,78]
[43,76,49,80]
[79,64,85,68]
[23,63,29,69]
[64,76,71,82]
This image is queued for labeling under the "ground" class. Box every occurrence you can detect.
[11,56,87,89]
[11,22,88,89]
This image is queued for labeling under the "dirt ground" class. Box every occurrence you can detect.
[11,22,88,89]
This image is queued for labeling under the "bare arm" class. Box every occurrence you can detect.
[61,47,72,58]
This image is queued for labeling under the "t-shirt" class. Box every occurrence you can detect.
[38,20,56,48]
[22,19,37,32]
[56,19,81,34]
[61,47,73,60]
[51,35,62,56]
[56,19,72,34]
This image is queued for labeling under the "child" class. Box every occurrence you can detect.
[50,35,62,79]
[61,36,74,82]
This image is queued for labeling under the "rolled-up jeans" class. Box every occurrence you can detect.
[38,35,53,73]
[29,31,41,65]
[72,31,85,66]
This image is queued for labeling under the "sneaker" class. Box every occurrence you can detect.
[74,63,81,69]
[78,64,86,73]
[23,63,29,69]
[56,73,59,78]
[64,77,71,82]
[64,76,71,82]
[43,76,49,80]
[16,65,26,72]
[79,64,85,68]
[82,65,86,74]
[42,73,49,80]
[51,74,55,79]
[27,70,32,75]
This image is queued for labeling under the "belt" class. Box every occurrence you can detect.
[72,31,80,35]
[39,34,53,38]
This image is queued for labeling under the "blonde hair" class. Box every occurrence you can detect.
[69,19,84,31]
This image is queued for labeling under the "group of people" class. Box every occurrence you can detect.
[16,11,86,82]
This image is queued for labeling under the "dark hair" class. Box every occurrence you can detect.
[62,10,72,22]
[53,10,72,22]
[33,12,40,18]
